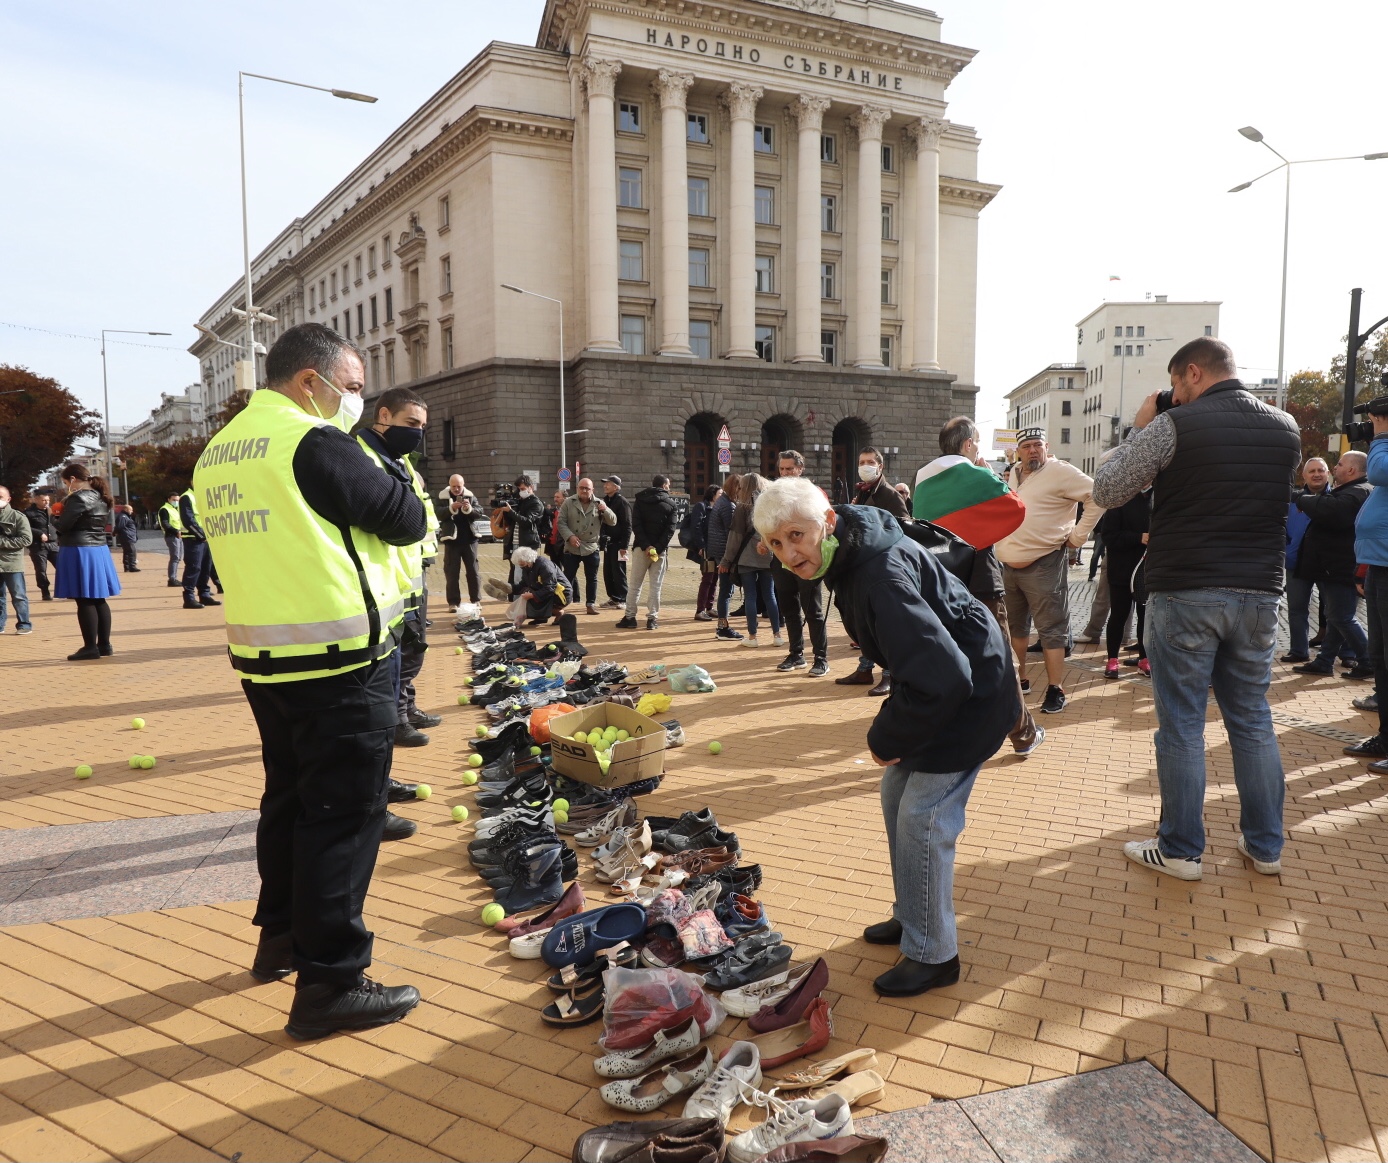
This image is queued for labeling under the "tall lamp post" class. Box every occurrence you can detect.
[237,72,377,389]
[101,329,171,480]
[1229,127,1387,411]
[500,284,571,488]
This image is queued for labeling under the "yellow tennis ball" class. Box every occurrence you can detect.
[458,694,470,705]
[130,717,146,730]
[128,756,142,769]
[74,764,92,779]
[415,784,432,800]
[708,741,723,754]
[553,798,569,813]
[454,646,464,655]
[529,745,542,756]
[468,753,483,767]
[451,804,469,822]
[475,725,489,738]
[139,756,156,769]
[481,903,505,927]
[552,809,569,825]
[460,770,479,786]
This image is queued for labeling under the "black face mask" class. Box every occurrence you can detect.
[381,425,424,458]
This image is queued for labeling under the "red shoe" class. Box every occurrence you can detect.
[1104,659,1120,679]
[496,881,585,937]
[1138,658,1151,676]
[752,995,833,1069]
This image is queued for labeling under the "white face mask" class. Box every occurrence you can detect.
[309,371,364,431]
[519,489,532,498]
[858,463,881,482]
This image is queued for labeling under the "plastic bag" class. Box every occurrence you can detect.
[454,602,482,626]
[668,664,716,693]
[635,692,674,717]
[599,965,726,1051]
[529,702,576,744]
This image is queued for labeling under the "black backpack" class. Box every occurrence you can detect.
[898,517,975,585]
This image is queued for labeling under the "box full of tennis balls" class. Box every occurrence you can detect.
[547,703,666,788]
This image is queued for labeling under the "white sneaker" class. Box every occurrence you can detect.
[726,1093,853,1163]
[1237,835,1282,875]
[741,637,761,648]
[593,1016,702,1078]
[508,929,552,959]
[1123,837,1202,881]
[721,962,808,1018]
[773,634,785,647]
[683,1041,762,1122]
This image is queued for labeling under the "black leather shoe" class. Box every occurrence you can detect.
[67,646,101,661]
[1344,736,1388,759]
[1292,663,1335,676]
[1343,665,1375,680]
[835,668,875,686]
[868,676,892,697]
[284,977,421,1040]
[408,710,443,729]
[250,930,293,982]
[873,954,961,997]
[1279,653,1310,664]
[200,596,222,606]
[382,812,417,841]
[394,724,429,747]
[387,779,420,804]
[182,600,203,609]
[98,645,114,657]
[862,917,903,945]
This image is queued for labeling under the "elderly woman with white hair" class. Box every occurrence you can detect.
[506,545,569,629]
[753,476,1019,997]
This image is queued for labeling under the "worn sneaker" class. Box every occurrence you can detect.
[615,616,638,630]
[1344,736,1388,759]
[726,1092,853,1163]
[683,1041,763,1121]
[1123,837,1202,881]
[776,653,807,672]
[1104,660,1121,679]
[1137,658,1151,676]
[1237,835,1281,875]
[1019,677,1031,694]
[1013,725,1045,756]
[1352,695,1379,713]
[807,657,829,678]
[646,616,658,631]
[1040,685,1067,714]
[716,625,745,641]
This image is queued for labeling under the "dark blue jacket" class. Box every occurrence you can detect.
[823,505,1017,773]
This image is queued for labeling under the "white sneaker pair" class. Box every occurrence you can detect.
[1124,835,1281,880]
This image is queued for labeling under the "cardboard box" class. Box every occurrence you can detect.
[548,703,667,787]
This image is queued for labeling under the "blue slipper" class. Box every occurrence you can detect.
[541,903,647,969]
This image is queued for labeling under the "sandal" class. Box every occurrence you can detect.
[541,978,606,1026]
[812,1069,886,1107]
[545,941,636,991]
[774,1048,880,1091]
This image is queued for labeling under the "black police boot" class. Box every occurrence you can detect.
[284,977,421,1040]
[382,812,417,842]
[394,724,429,747]
[387,779,420,804]
[250,930,294,982]
[408,709,443,729]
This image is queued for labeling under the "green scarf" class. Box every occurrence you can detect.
[810,534,840,580]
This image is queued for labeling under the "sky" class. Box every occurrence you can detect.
[3,0,1386,447]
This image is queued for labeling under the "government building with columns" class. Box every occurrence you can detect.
[192,0,998,500]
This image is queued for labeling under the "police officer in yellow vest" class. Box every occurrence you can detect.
[179,485,220,608]
[193,323,426,1040]
[157,491,184,587]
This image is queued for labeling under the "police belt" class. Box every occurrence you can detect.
[229,629,400,676]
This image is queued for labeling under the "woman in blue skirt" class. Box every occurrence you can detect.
[54,462,121,660]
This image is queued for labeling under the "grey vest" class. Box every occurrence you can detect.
[1145,381,1300,593]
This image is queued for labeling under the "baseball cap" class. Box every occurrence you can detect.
[601,475,622,486]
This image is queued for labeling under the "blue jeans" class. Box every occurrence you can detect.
[0,572,31,632]
[1146,590,1284,863]
[881,762,982,963]
[739,569,781,637]
[1312,582,1367,669]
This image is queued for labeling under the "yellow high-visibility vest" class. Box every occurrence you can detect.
[159,501,182,532]
[356,433,424,610]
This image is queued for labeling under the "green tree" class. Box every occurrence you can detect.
[1285,369,1340,464]
[0,365,102,500]
[1330,329,1388,408]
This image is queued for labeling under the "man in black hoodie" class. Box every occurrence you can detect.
[617,475,678,631]
[754,476,1017,998]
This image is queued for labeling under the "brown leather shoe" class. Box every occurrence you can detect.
[835,668,875,686]
[867,675,891,697]
[572,1118,723,1163]
[754,1136,888,1163]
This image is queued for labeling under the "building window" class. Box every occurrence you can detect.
[440,255,452,295]
[620,314,646,355]
[331,315,338,333]
[319,279,326,306]
[619,102,641,134]
[881,144,894,172]
[689,247,711,287]
[1136,345,1144,356]
[370,350,380,387]
[330,272,338,297]
[385,346,396,386]
[754,325,775,363]
[1126,326,1134,337]
[383,233,392,264]
[356,304,364,336]
[880,335,893,368]
[881,202,894,241]
[619,167,643,208]
[687,113,709,144]
[820,262,836,300]
[1136,325,1145,337]
[1205,325,1213,336]
[821,195,837,232]
[439,195,450,229]
[881,268,892,305]
[619,240,644,282]
[1125,344,1133,356]
[442,417,456,457]
[1061,428,1071,444]
[688,176,710,217]
[1113,345,1122,356]
[754,124,774,153]
[343,264,350,290]
[368,245,376,273]
[755,255,774,294]
[820,134,836,163]
[820,330,838,365]
[690,320,712,360]
[1061,399,1071,416]
[442,326,454,370]
[754,185,775,225]
[354,255,362,282]
[385,287,394,322]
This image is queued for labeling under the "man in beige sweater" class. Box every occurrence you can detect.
[995,429,1104,714]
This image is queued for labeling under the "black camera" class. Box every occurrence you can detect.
[1154,389,1176,414]
[1344,376,1388,443]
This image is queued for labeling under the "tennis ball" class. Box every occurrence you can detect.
[139,756,156,769]
[553,809,569,825]
[616,729,630,742]
[452,804,469,822]
[553,798,570,813]
[708,741,723,755]
[460,770,479,786]
[75,764,93,779]
[128,756,142,769]
[529,745,542,756]
[415,784,432,800]
[574,731,589,745]
[481,903,505,927]
[468,753,483,767]
[130,717,146,730]
[454,646,464,655]
[475,724,489,738]
[458,694,470,705]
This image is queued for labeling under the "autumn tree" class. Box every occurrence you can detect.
[0,365,102,500]
[120,437,209,518]
[1285,370,1340,464]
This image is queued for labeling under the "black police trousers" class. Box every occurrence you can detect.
[242,656,396,988]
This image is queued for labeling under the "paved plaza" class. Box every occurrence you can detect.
[1,554,1386,1162]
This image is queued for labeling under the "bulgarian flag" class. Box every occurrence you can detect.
[913,456,1026,550]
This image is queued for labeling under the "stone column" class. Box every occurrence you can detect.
[580,58,624,352]
[721,81,763,359]
[906,117,946,371]
[850,104,891,368]
[654,69,695,357]
[791,94,831,363]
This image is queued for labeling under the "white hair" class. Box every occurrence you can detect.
[752,477,832,538]
[510,546,539,567]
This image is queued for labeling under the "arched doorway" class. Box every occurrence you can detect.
[684,412,724,499]
[759,414,805,477]
[831,419,871,505]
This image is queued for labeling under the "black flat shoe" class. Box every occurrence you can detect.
[873,954,961,997]
[98,645,114,657]
[67,646,101,661]
[382,812,417,842]
[862,918,903,945]
[387,779,420,804]
[250,930,293,982]
[285,977,420,1040]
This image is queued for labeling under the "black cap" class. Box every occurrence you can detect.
[601,475,622,486]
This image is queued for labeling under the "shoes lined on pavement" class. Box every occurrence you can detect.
[683,1041,762,1122]
[725,1092,853,1163]
[598,1047,714,1113]
[1123,837,1202,881]
[594,1016,703,1079]
[387,779,420,804]
[748,956,829,1033]
[571,1119,724,1163]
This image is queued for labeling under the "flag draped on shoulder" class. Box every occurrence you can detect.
[913,455,1025,550]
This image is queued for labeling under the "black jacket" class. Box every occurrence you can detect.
[503,493,546,551]
[24,504,56,548]
[632,487,679,552]
[824,505,1018,773]
[853,476,909,521]
[515,553,568,607]
[601,491,632,550]
[439,487,481,543]
[55,489,111,548]
[113,512,139,545]
[1295,477,1370,586]
[1096,490,1151,557]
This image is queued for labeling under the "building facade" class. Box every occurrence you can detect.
[1073,297,1220,474]
[125,386,207,447]
[192,0,998,499]
[1005,364,1084,463]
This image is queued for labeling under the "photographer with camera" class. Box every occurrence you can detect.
[1093,337,1300,881]
[1342,389,1388,772]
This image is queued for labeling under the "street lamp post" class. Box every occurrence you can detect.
[1229,127,1387,411]
[501,284,570,488]
[237,72,377,389]
[101,329,171,481]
